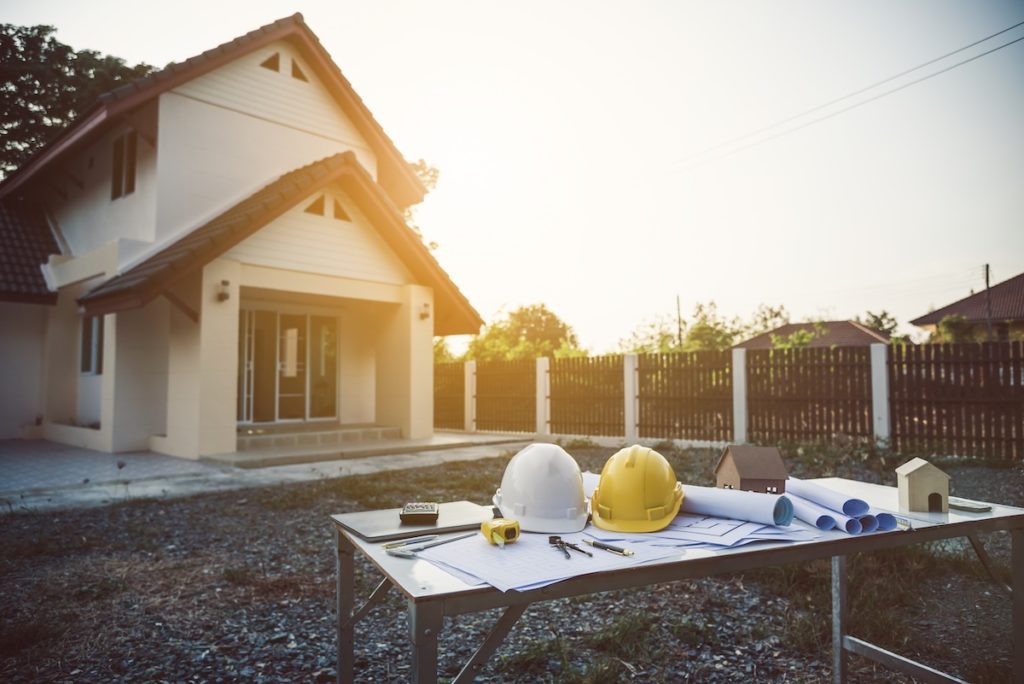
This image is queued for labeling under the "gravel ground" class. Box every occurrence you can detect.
[1,445,1021,683]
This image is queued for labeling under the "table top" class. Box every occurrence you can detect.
[331,477,1024,603]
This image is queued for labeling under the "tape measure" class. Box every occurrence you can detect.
[481,518,520,547]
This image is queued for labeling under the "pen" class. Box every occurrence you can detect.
[582,539,634,557]
[382,535,438,549]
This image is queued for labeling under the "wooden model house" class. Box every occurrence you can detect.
[896,458,950,513]
[714,445,788,494]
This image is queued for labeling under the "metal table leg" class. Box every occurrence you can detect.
[409,599,444,684]
[337,529,356,684]
[832,555,848,684]
[1013,528,1023,681]
[452,603,528,683]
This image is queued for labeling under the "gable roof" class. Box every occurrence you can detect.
[895,457,950,480]
[78,152,482,335]
[733,320,890,350]
[0,13,425,209]
[714,445,788,480]
[0,201,60,305]
[910,271,1024,327]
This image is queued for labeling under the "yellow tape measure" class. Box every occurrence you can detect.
[481,518,520,547]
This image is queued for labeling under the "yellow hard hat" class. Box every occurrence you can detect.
[591,445,684,532]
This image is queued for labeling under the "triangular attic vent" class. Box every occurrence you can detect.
[291,60,308,82]
[304,196,325,216]
[260,53,280,72]
[333,199,350,222]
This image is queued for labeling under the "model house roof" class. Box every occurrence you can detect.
[733,320,890,350]
[895,457,950,480]
[0,201,60,304]
[78,152,483,335]
[910,271,1024,327]
[0,13,425,209]
[714,445,788,480]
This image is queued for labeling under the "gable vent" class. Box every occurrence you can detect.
[304,196,325,216]
[291,60,308,82]
[260,53,280,72]
[333,199,351,222]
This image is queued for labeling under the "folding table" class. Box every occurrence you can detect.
[331,477,1024,683]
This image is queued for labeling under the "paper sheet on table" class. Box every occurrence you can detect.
[416,531,683,592]
[786,477,868,517]
[680,484,794,526]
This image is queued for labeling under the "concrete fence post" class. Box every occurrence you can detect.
[536,357,550,436]
[464,360,476,432]
[623,354,638,442]
[732,348,748,444]
[870,343,890,445]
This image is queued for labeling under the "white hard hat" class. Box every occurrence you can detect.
[493,443,588,533]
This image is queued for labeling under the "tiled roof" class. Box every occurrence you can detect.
[79,152,482,335]
[910,272,1024,326]
[715,446,788,480]
[0,14,424,208]
[733,320,890,349]
[0,201,59,304]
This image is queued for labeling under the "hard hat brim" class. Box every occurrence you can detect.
[493,493,590,534]
[591,483,684,533]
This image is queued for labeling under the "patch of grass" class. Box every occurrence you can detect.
[585,612,656,661]
[0,618,66,657]
[73,576,125,601]
[498,635,563,676]
[222,565,303,595]
[671,615,718,647]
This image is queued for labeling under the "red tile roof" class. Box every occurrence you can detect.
[0,14,425,208]
[0,202,59,304]
[78,152,483,336]
[910,271,1024,326]
[733,320,889,349]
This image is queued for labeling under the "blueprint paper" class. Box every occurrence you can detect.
[869,509,899,531]
[857,514,879,533]
[786,477,869,517]
[680,484,794,526]
[788,493,863,534]
[416,530,682,592]
[788,493,837,531]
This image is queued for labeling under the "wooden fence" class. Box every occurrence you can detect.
[889,342,1024,461]
[474,359,536,433]
[550,355,624,436]
[637,351,732,442]
[433,362,464,430]
[747,347,873,444]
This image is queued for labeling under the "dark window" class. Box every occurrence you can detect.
[260,53,280,71]
[81,316,104,375]
[291,60,308,82]
[111,131,138,200]
[333,198,350,222]
[304,196,325,216]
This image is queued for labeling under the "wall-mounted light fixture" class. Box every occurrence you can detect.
[217,279,231,302]
[419,302,431,320]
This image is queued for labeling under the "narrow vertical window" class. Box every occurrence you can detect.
[111,131,138,200]
[81,316,104,375]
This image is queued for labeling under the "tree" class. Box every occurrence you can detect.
[931,314,975,343]
[1,24,153,175]
[433,337,458,364]
[770,321,827,349]
[683,301,742,351]
[403,159,439,250]
[465,304,585,361]
[856,310,899,336]
[745,303,790,337]
[617,313,684,354]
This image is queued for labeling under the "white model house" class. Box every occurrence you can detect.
[0,14,482,458]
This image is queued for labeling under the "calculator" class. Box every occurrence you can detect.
[400,502,440,524]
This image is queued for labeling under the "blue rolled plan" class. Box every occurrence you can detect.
[679,485,794,526]
[786,477,869,517]
[788,492,863,534]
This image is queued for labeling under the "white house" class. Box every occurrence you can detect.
[0,14,482,459]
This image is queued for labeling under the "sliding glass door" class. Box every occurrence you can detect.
[238,310,338,424]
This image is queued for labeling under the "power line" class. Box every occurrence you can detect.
[675,26,1024,169]
[674,19,1024,165]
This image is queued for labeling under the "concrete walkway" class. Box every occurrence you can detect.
[0,435,529,514]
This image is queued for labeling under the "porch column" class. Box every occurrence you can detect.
[196,259,241,456]
[376,284,434,439]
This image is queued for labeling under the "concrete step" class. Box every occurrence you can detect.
[236,425,402,451]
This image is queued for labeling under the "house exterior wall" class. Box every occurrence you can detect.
[50,102,159,260]
[0,302,48,438]
[338,310,378,424]
[375,284,434,439]
[109,299,170,451]
[226,189,411,284]
[715,457,740,489]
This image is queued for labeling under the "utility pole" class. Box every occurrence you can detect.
[676,294,684,349]
[984,264,994,342]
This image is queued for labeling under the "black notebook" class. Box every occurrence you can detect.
[330,500,494,542]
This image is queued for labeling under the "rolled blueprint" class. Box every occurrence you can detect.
[857,514,878,533]
[788,493,862,534]
[680,485,793,526]
[786,477,869,517]
[869,510,898,531]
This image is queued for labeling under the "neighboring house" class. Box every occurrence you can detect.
[732,320,890,350]
[0,14,482,457]
[910,271,1024,342]
[714,445,788,494]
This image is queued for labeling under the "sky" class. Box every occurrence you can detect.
[5,0,1023,352]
